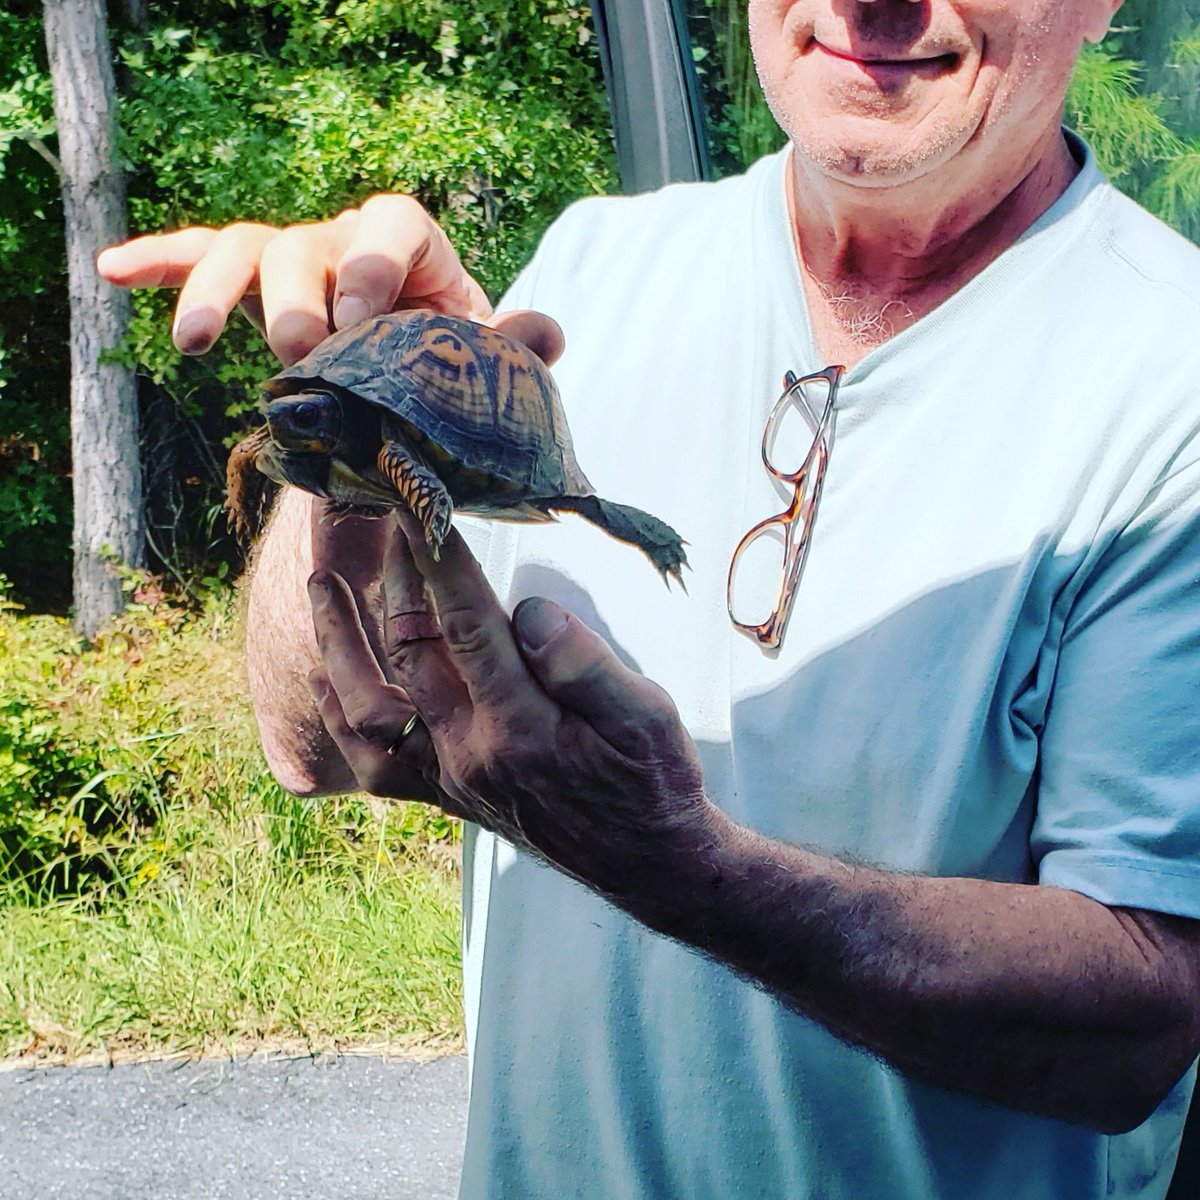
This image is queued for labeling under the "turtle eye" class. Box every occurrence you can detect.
[291,401,321,430]
[266,392,342,452]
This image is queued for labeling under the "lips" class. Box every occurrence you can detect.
[814,40,958,75]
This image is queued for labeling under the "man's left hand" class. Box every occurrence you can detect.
[306,513,722,904]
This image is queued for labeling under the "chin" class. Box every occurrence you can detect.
[786,111,978,187]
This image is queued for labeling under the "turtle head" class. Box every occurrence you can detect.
[265,391,343,454]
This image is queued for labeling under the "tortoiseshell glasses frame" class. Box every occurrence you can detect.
[727,365,844,650]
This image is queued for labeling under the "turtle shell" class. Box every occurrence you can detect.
[263,310,590,501]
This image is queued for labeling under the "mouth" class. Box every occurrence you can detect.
[813,40,959,80]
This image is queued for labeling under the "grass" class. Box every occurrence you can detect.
[0,855,462,1063]
[0,579,464,1065]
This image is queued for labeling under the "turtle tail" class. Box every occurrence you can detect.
[549,495,688,588]
[225,425,280,544]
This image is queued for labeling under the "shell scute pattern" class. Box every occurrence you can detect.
[391,319,573,496]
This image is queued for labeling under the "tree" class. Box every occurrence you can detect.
[42,0,142,635]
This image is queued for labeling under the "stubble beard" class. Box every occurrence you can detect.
[771,87,979,184]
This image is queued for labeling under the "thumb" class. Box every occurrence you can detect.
[514,598,683,759]
[489,310,565,367]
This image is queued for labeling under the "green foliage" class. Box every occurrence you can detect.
[0,11,72,609]
[1066,34,1200,242]
[0,588,464,1061]
[688,0,785,175]
[1,860,462,1062]
[0,339,71,587]
[0,578,459,902]
[0,0,614,609]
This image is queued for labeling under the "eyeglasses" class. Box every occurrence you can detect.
[727,365,844,650]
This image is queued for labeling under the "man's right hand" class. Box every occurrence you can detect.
[96,194,493,366]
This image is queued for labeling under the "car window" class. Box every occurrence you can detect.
[681,0,786,176]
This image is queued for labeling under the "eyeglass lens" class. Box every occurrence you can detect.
[728,522,790,630]
[764,373,832,478]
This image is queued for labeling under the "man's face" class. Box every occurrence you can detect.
[749,0,1119,188]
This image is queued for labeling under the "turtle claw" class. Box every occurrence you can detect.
[547,495,689,588]
[377,440,454,557]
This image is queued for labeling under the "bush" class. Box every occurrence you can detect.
[0,575,458,901]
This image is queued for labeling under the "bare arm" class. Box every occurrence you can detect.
[637,818,1200,1134]
[245,489,384,795]
[307,522,1200,1134]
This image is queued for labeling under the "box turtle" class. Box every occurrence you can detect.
[226,311,687,584]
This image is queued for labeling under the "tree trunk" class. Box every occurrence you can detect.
[43,0,143,636]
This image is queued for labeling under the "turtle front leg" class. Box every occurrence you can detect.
[225,424,279,543]
[377,441,454,557]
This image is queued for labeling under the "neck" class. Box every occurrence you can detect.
[791,126,1081,364]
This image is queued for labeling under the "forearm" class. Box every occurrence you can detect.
[635,814,1200,1133]
[245,489,383,795]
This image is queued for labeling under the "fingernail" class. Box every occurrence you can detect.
[333,295,371,329]
[515,598,568,651]
[173,308,215,355]
[307,572,331,605]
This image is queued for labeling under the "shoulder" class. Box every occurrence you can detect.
[1062,156,1200,329]
[547,151,780,249]
[1094,190,1200,308]
[511,152,784,310]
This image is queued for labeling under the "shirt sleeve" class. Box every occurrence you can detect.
[1034,455,1200,916]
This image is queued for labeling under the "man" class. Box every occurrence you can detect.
[100,1,1200,1196]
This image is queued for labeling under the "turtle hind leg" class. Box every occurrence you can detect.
[225,425,279,543]
[377,441,454,557]
[549,495,689,588]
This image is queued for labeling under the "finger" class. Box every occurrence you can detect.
[311,500,390,596]
[169,223,280,355]
[308,568,437,754]
[513,597,683,760]
[380,521,472,729]
[97,228,219,289]
[333,195,492,328]
[488,310,565,368]
[395,515,539,717]
[309,499,391,668]
[259,221,350,364]
[307,667,443,804]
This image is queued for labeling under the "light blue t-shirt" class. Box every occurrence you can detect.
[455,140,1200,1199]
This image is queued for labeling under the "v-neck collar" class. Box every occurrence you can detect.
[760,132,1110,396]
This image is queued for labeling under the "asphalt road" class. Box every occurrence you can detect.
[0,1053,467,1200]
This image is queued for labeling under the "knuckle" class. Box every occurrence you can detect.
[438,606,492,659]
[386,639,432,677]
[345,705,397,749]
[638,693,680,742]
[262,223,318,258]
[340,251,405,299]
[212,220,276,251]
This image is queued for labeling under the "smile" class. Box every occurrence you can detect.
[813,40,958,78]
